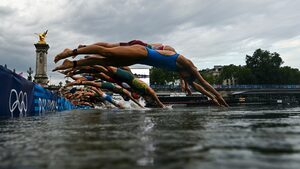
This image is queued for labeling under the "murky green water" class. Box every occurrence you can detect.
[1,106,300,169]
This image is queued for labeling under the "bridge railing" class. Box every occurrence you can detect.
[150,84,300,91]
[213,84,300,89]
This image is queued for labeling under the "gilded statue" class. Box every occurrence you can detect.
[35,30,48,44]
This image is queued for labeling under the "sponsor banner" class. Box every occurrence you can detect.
[0,65,76,118]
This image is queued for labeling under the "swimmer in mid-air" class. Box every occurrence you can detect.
[53,40,228,107]
[64,65,165,108]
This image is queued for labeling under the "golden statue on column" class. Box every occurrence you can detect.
[35,30,48,44]
[34,30,49,86]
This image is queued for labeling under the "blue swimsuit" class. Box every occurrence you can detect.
[137,47,179,71]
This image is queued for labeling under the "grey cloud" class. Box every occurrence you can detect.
[0,6,13,16]
[0,0,300,84]
[57,0,200,41]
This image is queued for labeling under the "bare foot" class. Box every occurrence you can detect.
[54,48,73,63]
[52,59,73,71]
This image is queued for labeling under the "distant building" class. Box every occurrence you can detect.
[204,65,236,85]
[211,65,223,77]
[203,65,223,77]
[223,77,236,85]
[129,64,151,85]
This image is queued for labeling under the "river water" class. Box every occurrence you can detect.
[1,105,300,169]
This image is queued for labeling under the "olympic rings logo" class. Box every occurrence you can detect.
[9,89,28,116]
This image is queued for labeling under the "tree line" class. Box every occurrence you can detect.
[150,49,300,85]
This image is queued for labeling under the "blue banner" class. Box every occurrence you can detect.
[0,66,34,118]
[33,84,75,115]
[0,65,76,118]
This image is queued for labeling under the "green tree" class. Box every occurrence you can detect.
[200,70,217,84]
[235,66,256,84]
[150,67,179,85]
[217,64,239,82]
[246,49,283,84]
[278,66,300,84]
[217,65,257,85]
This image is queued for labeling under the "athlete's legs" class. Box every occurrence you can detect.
[53,57,110,71]
[53,55,136,71]
[78,42,120,49]
[54,45,147,63]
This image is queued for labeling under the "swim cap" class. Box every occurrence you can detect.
[121,82,130,89]
[69,88,76,94]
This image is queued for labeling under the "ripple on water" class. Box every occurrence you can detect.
[1,106,300,169]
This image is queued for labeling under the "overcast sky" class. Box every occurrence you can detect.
[0,0,299,84]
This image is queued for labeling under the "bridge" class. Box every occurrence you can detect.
[151,85,300,106]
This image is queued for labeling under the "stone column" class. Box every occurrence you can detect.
[34,43,49,86]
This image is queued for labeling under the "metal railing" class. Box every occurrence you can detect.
[150,84,300,90]
[213,84,300,89]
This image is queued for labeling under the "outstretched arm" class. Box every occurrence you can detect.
[65,80,101,89]
[69,75,86,82]
[179,74,192,96]
[192,72,228,107]
[89,86,124,109]
[177,57,229,107]
[190,82,221,106]
[121,89,144,108]
[145,87,165,108]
